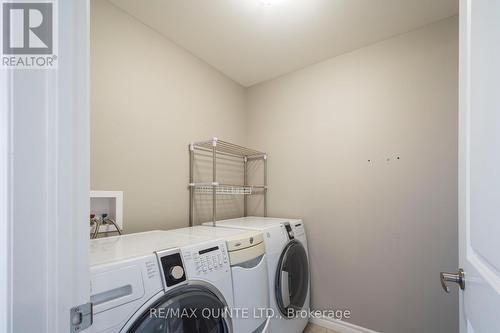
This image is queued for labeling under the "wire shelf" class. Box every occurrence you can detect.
[189,138,268,226]
[191,138,266,159]
[193,184,253,195]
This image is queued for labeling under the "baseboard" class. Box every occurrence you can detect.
[309,316,382,333]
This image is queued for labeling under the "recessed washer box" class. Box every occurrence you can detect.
[90,191,123,232]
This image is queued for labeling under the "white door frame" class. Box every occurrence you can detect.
[0,1,90,332]
[458,1,468,331]
[0,42,10,333]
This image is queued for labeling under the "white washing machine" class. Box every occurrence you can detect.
[203,217,310,333]
[89,230,235,333]
[170,226,270,333]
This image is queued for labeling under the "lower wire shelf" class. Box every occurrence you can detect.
[189,183,266,195]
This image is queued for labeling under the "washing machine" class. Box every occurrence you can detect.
[89,230,235,333]
[203,217,310,333]
[170,226,270,333]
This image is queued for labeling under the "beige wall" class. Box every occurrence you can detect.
[91,0,247,233]
[246,17,458,333]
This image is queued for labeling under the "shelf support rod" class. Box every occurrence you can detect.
[212,138,217,226]
[189,143,194,226]
[244,156,248,217]
[264,154,268,217]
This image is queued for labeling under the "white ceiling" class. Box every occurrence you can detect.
[109,0,458,87]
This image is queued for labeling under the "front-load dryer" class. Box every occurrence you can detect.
[89,230,234,333]
[170,226,270,333]
[203,217,310,333]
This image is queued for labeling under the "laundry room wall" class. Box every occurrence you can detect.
[245,17,458,333]
[91,0,247,233]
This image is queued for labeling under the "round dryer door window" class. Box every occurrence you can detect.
[275,240,309,317]
[126,284,230,333]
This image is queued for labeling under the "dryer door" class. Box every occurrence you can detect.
[275,240,309,317]
[125,283,231,333]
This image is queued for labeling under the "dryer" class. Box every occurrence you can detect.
[203,217,310,333]
[89,230,234,333]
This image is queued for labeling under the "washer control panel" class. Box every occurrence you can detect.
[156,249,187,289]
[182,242,230,278]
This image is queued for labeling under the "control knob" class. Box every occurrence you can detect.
[169,265,185,280]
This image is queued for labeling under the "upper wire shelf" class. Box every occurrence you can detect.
[191,138,266,159]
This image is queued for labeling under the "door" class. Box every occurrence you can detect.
[1,1,90,332]
[458,0,500,332]
[275,240,309,317]
[125,284,231,333]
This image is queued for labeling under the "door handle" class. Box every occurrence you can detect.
[440,268,465,293]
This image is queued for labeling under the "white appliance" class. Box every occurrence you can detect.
[170,226,270,333]
[203,217,310,333]
[89,230,235,333]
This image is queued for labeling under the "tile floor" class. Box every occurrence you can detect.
[303,323,340,333]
